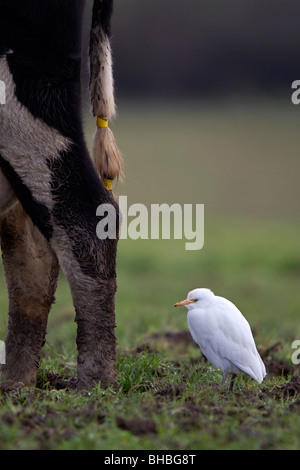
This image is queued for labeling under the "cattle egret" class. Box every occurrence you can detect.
[174,288,266,390]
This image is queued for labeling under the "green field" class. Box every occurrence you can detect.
[0,100,300,450]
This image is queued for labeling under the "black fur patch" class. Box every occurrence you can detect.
[91,0,114,37]
[0,0,83,139]
[6,54,82,140]
[0,0,84,55]
[48,143,119,280]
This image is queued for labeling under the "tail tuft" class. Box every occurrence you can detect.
[89,0,124,189]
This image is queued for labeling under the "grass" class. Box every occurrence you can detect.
[0,345,299,450]
[0,100,300,450]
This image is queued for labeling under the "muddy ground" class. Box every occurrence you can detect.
[1,331,299,449]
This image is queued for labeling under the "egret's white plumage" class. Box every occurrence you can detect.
[174,288,266,389]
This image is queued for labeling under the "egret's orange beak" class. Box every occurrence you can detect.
[174,299,195,307]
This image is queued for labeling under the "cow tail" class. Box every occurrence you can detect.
[89,0,124,191]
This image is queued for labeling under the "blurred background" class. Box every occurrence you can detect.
[82,0,300,219]
[83,0,300,350]
[112,0,299,101]
[85,0,300,100]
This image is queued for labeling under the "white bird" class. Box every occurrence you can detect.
[174,288,266,390]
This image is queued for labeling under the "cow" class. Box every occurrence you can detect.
[0,0,123,390]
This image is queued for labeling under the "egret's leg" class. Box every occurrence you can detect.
[229,373,237,392]
[221,372,228,386]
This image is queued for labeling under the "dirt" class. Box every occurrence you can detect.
[155,383,185,398]
[116,416,157,436]
[38,371,77,390]
[1,331,299,448]
[274,376,300,398]
[259,341,296,378]
[37,334,300,396]
[263,358,295,378]
[148,330,194,345]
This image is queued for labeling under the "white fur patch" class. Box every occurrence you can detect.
[0,56,72,209]
[0,56,100,295]
[90,27,116,119]
[99,33,116,119]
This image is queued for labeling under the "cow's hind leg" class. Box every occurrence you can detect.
[0,203,59,390]
[49,153,119,390]
[69,256,118,391]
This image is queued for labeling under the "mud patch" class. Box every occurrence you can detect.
[289,398,300,411]
[1,400,107,448]
[148,330,194,345]
[143,330,198,355]
[275,376,300,398]
[116,416,157,436]
[263,358,294,378]
[259,376,300,403]
[173,401,204,430]
[260,342,296,378]
[135,343,157,354]
[37,372,77,390]
[155,383,185,399]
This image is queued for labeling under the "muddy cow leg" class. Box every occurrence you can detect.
[64,248,118,391]
[48,154,119,390]
[0,203,59,389]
